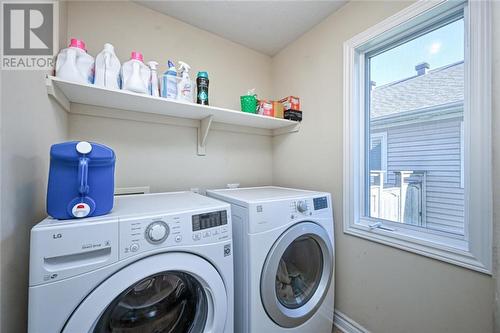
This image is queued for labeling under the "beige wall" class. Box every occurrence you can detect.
[65,1,274,193]
[271,1,495,332]
[0,3,69,332]
[0,73,68,333]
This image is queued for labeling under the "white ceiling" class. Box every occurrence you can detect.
[136,1,346,56]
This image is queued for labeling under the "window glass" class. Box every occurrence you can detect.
[367,17,465,235]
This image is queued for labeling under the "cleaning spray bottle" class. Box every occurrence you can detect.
[177,61,194,103]
[161,60,178,99]
[94,43,121,89]
[148,61,160,97]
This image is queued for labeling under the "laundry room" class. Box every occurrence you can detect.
[1,1,499,332]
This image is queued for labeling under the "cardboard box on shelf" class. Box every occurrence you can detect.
[273,101,284,118]
[279,96,300,111]
[257,100,274,117]
[284,110,302,122]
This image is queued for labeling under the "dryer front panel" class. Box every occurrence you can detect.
[260,221,333,328]
[63,252,228,333]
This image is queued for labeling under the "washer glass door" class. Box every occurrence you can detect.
[261,221,333,328]
[93,271,207,333]
[63,252,228,333]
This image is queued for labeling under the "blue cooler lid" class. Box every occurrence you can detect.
[50,141,115,165]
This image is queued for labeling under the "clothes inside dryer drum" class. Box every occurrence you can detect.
[275,236,323,309]
[93,271,207,333]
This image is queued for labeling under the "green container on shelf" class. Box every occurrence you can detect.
[240,95,257,113]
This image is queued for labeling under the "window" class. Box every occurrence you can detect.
[343,0,492,273]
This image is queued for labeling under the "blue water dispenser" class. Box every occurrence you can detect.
[47,141,115,219]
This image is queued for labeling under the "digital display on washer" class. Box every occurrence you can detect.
[192,210,227,231]
[313,196,328,210]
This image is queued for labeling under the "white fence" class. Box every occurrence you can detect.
[370,170,426,226]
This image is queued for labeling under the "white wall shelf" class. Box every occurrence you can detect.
[46,75,299,155]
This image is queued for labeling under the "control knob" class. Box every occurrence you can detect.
[145,221,169,244]
[297,200,308,213]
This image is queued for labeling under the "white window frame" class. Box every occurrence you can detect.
[343,0,492,273]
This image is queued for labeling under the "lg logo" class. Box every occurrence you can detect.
[52,233,62,239]
[2,2,54,56]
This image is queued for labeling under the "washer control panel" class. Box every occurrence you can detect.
[120,209,230,259]
[145,221,170,244]
[291,199,312,216]
[289,196,329,220]
[191,210,228,243]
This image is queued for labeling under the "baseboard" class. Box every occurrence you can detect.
[334,310,370,333]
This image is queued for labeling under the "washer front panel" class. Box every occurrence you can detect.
[63,253,228,333]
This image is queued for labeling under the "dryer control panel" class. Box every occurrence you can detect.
[120,209,231,260]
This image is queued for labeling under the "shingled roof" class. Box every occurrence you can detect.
[371,61,464,119]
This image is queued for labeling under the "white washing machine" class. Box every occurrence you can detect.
[207,186,334,333]
[28,192,233,333]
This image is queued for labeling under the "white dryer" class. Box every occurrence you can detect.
[207,186,334,333]
[28,192,233,333]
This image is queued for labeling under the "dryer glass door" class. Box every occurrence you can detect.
[261,221,333,328]
[63,252,228,333]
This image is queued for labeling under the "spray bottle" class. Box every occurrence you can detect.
[148,61,160,97]
[177,61,194,103]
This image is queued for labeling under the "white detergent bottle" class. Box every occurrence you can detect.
[177,61,194,103]
[161,60,178,99]
[94,43,121,89]
[121,51,150,94]
[55,38,94,84]
[148,61,160,97]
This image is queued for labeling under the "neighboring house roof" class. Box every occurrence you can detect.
[371,61,464,119]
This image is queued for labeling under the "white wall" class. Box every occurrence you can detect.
[65,1,274,193]
[271,1,495,332]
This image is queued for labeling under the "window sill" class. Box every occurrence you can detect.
[344,220,490,274]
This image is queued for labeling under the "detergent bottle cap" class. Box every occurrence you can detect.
[103,43,115,52]
[197,71,208,79]
[130,51,144,62]
[69,38,86,51]
[147,61,159,70]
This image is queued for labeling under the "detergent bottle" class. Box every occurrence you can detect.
[161,60,178,99]
[121,51,150,94]
[55,38,94,84]
[148,61,160,97]
[94,43,121,89]
[177,61,194,103]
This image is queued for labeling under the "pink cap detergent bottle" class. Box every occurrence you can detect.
[121,50,150,94]
[55,38,94,84]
